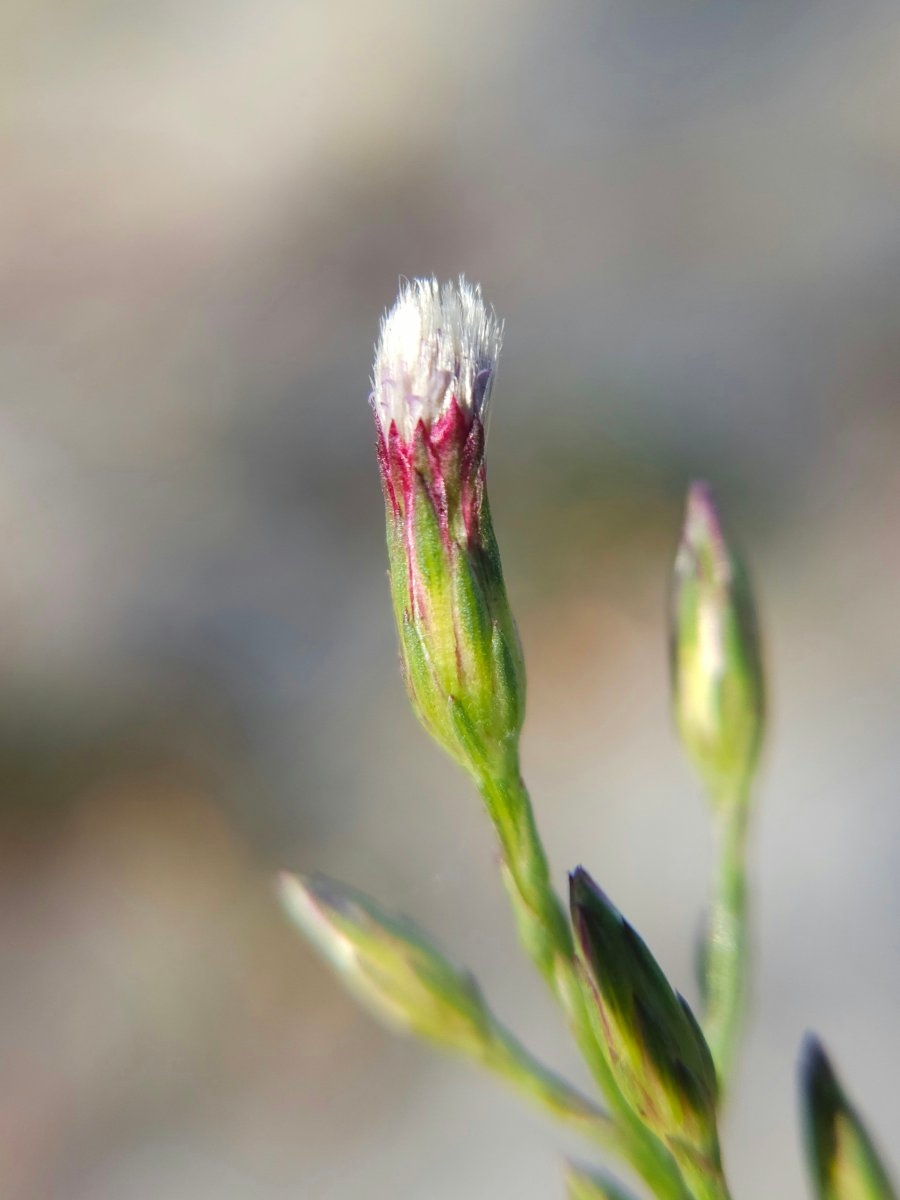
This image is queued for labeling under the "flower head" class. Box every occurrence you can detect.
[371,278,523,779]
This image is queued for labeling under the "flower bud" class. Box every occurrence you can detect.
[670,481,764,801]
[800,1035,897,1200]
[569,868,720,1167]
[279,872,493,1056]
[371,278,524,778]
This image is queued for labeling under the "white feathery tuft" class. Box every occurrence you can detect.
[371,277,503,441]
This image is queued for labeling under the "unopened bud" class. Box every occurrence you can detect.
[670,481,764,801]
[569,867,720,1167]
[279,872,491,1056]
[371,278,525,778]
[800,1035,897,1200]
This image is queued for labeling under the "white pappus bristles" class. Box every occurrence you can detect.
[371,277,503,441]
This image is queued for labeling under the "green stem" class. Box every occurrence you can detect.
[490,1025,711,1200]
[485,1025,626,1155]
[476,760,692,1200]
[703,780,751,1096]
[477,765,573,978]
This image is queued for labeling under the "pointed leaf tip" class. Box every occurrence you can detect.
[800,1035,898,1200]
[570,869,720,1160]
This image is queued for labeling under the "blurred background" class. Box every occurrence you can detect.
[3,1,900,1196]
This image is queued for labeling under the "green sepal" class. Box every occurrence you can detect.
[490,616,526,747]
[399,609,453,756]
[450,541,494,710]
[410,470,456,682]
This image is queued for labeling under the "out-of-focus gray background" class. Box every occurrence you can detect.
[3,1,900,1196]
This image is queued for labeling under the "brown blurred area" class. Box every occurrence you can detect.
[2,1,900,1196]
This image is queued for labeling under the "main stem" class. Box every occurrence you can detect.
[476,760,692,1200]
[703,779,751,1094]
